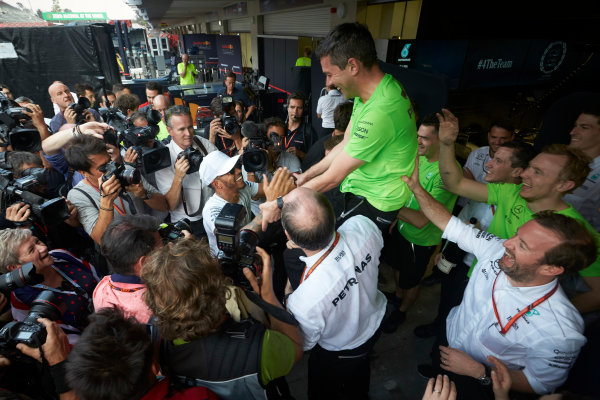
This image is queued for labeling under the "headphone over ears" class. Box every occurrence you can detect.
[283,92,309,117]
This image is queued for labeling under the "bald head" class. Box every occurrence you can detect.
[152,94,169,120]
[281,188,335,251]
[48,81,74,110]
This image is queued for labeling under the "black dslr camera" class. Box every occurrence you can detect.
[220,96,239,135]
[177,147,204,174]
[67,96,92,125]
[99,161,141,187]
[214,203,261,290]
[158,218,191,243]
[0,168,70,226]
[0,92,41,152]
[0,291,65,359]
[122,110,171,175]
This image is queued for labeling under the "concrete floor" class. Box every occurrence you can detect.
[286,263,441,399]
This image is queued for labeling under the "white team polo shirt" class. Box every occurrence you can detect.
[287,215,387,352]
[443,216,586,394]
[564,155,600,231]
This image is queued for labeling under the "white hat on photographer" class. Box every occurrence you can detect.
[198,151,241,185]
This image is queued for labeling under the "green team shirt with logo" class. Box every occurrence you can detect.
[470,182,600,277]
[398,157,458,246]
[342,74,417,212]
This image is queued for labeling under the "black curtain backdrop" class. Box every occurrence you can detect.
[0,24,120,116]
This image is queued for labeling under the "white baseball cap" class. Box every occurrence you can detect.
[199,151,241,184]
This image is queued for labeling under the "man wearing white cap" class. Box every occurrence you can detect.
[200,151,266,255]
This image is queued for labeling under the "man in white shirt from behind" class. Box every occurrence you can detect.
[282,187,386,399]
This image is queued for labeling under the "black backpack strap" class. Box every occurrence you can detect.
[243,290,298,326]
[72,187,98,210]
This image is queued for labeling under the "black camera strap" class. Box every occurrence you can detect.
[243,289,298,326]
[181,137,209,217]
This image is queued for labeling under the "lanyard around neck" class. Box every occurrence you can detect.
[285,128,300,150]
[299,232,340,285]
[491,272,559,335]
[84,178,126,215]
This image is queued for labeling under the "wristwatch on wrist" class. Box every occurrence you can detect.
[144,191,152,200]
[477,364,492,385]
[276,196,284,210]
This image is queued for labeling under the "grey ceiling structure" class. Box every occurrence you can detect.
[130,0,235,28]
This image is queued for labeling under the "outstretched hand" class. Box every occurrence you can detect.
[422,374,456,400]
[262,167,295,202]
[436,108,460,146]
[488,355,511,400]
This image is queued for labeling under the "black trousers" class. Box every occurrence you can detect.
[429,332,495,400]
[336,192,398,232]
[430,261,471,333]
[307,330,381,400]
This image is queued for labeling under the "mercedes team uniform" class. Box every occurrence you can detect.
[444,216,586,394]
[286,215,387,399]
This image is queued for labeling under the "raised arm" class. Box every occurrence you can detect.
[42,122,107,155]
[437,109,488,203]
[295,120,352,187]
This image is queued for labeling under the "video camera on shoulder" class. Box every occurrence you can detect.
[98,107,129,136]
[99,161,141,187]
[0,290,65,360]
[0,92,41,153]
[67,96,92,125]
[241,121,269,175]
[158,218,191,243]
[214,203,261,290]
[0,168,70,226]
[122,109,171,175]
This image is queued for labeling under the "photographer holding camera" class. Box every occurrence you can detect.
[208,95,244,157]
[154,105,217,237]
[47,81,101,134]
[65,135,168,246]
[142,236,302,400]
[249,118,302,177]
[0,228,99,337]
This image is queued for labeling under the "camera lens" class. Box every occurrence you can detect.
[120,166,141,186]
[27,291,65,322]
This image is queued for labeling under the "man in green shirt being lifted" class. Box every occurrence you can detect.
[437,108,600,315]
[289,22,417,232]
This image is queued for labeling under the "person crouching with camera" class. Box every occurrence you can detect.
[141,236,302,400]
[64,135,168,248]
[0,228,99,339]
